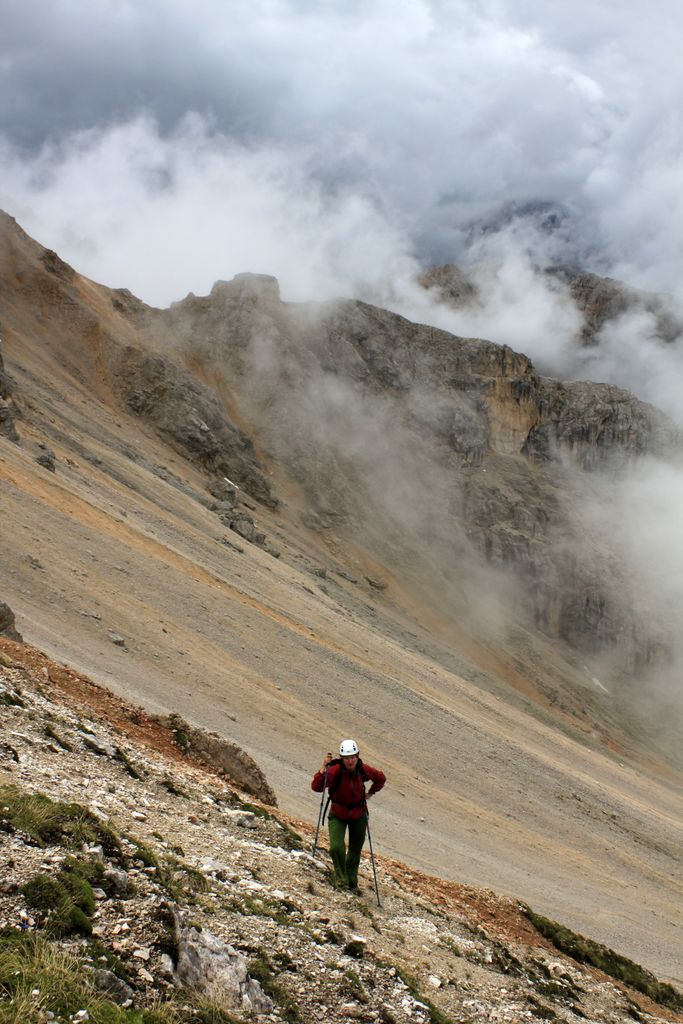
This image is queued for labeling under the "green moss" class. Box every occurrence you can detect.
[22,858,98,938]
[523,906,683,1011]
[0,785,120,855]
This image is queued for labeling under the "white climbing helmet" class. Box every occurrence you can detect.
[340,738,359,756]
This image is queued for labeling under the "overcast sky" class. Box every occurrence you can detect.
[1,0,682,308]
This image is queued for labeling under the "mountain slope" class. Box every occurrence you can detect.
[0,211,682,982]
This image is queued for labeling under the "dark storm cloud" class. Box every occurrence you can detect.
[0,0,682,304]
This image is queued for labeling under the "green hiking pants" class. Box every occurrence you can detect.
[328,814,367,888]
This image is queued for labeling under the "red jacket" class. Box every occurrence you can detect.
[311,761,386,822]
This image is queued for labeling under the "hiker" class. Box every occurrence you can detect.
[311,739,385,892]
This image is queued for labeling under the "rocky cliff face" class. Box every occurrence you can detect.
[141,277,678,681]
[546,266,683,346]
[420,260,683,347]
[0,208,679,691]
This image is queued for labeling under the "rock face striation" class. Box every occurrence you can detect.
[111,345,276,508]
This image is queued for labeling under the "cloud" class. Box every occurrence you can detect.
[1,0,683,302]
[0,114,418,305]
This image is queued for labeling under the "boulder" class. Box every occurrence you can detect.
[161,714,277,806]
[92,969,134,1005]
[0,398,18,442]
[0,602,22,642]
[35,448,56,472]
[173,913,273,1015]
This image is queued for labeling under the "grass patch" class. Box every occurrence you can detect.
[523,906,683,1011]
[87,938,137,988]
[124,839,208,902]
[341,967,369,1003]
[0,785,120,855]
[439,936,462,958]
[226,892,299,927]
[0,932,173,1023]
[0,932,247,1024]
[182,1003,242,1024]
[236,801,303,850]
[247,952,302,1024]
[21,857,107,938]
[168,715,190,752]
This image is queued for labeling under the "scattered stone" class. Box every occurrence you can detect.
[223,808,258,829]
[108,632,127,648]
[103,867,132,896]
[81,734,118,758]
[35,448,56,472]
[93,970,134,1005]
[209,477,239,505]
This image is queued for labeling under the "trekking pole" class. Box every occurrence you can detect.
[365,810,381,908]
[312,763,329,859]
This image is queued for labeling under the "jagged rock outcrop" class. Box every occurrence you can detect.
[417,261,683,348]
[1,206,680,681]
[172,911,273,1014]
[160,714,278,806]
[0,602,22,642]
[156,281,679,675]
[524,379,676,470]
[111,346,277,508]
[419,262,479,307]
[547,266,683,346]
